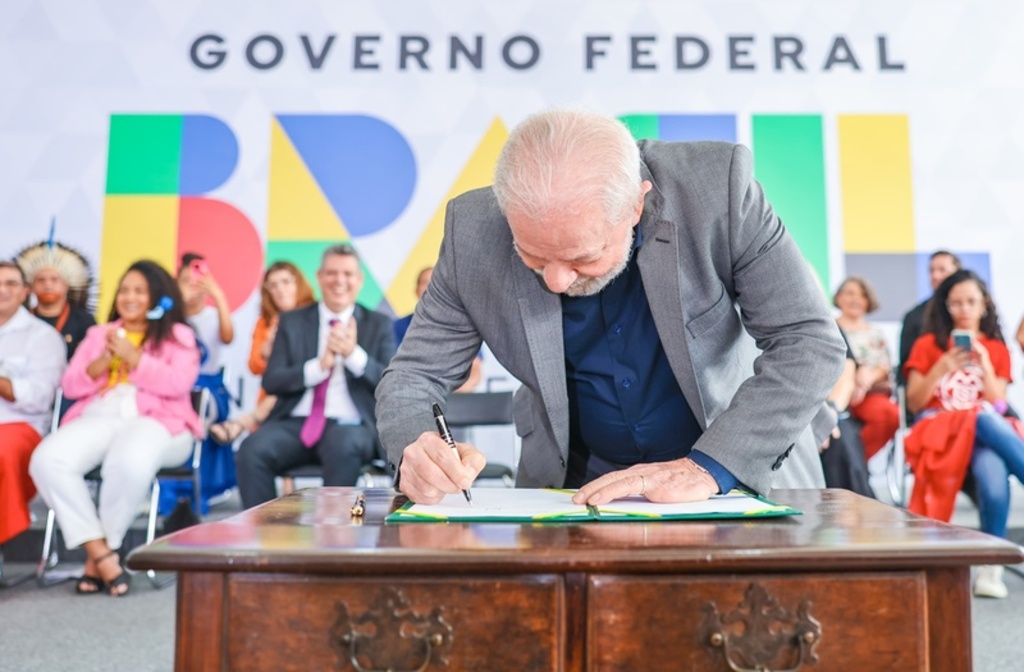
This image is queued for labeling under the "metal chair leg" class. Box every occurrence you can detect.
[35,508,78,587]
[37,508,57,579]
[192,470,203,518]
[0,549,35,588]
[145,480,174,589]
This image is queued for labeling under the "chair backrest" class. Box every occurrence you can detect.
[443,391,514,428]
[444,391,517,484]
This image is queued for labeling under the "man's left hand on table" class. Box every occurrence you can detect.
[572,457,719,506]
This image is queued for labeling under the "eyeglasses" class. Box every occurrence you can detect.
[946,299,983,311]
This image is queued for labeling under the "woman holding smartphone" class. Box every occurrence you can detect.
[904,269,1024,599]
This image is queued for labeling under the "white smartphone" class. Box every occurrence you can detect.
[951,329,973,351]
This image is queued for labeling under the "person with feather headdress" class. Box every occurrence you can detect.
[14,230,96,359]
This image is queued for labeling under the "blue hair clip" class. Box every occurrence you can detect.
[146,295,174,320]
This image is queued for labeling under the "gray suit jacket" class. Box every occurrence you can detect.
[265,303,395,449]
[376,141,845,495]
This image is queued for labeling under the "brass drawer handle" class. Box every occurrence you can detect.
[700,583,822,672]
[330,587,453,671]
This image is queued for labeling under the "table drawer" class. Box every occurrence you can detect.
[226,574,563,671]
[588,572,927,671]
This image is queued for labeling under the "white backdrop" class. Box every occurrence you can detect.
[2,0,1023,412]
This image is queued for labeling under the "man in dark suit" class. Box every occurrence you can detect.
[236,244,395,508]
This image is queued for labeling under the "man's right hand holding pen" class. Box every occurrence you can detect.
[398,432,486,504]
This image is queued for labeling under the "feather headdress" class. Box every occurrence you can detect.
[14,218,96,310]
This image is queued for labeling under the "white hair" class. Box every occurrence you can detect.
[493,109,642,226]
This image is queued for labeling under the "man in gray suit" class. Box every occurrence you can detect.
[376,109,845,505]
[236,244,395,508]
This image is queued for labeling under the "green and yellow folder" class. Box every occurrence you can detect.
[386,488,799,523]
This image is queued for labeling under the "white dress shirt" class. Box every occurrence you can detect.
[187,305,225,376]
[0,306,67,435]
[291,302,367,423]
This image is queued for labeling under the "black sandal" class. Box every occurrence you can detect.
[75,575,105,595]
[106,570,131,597]
[96,550,131,598]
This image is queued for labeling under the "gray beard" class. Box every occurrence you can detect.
[562,228,635,297]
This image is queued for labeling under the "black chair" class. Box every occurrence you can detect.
[444,391,516,486]
[37,388,211,589]
[281,460,392,493]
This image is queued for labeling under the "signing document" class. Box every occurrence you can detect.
[387,488,799,523]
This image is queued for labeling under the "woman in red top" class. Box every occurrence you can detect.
[904,269,1024,598]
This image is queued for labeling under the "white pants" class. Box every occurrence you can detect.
[29,386,193,550]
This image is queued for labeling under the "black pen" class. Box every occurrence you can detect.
[432,402,473,506]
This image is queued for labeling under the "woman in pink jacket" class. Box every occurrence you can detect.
[30,260,201,597]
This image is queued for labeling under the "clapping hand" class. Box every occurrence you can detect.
[105,328,139,369]
[326,319,358,358]
[338,319,358,358]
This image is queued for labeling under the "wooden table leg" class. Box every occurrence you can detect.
[176,572,226,672]
[926,567,972,671]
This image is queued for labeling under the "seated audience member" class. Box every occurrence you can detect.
[834,277,900,460]
[235,245,395,509]
[29,260,202,597]
[394,266,482,392]
[819,330,873,497]
[898,250,961,384]
[15,239,96,359]
[904,269,1024,599]
[162,252,236,513]
[0,262,66,546]
[209,261,316,443]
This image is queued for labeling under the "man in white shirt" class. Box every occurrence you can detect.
[235,245,395,508]
[0,261,66,544]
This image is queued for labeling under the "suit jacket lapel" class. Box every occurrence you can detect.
[301,304,320,362]
[637,170,708,429]
[513,259,569,457]
[352,304,366,346]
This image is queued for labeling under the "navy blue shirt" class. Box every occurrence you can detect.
[560,228,738,493]
[393,314,413,347]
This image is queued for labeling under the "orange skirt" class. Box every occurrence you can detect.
[0,422,43,544]
[904,408,977,522]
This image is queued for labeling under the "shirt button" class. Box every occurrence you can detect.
[633,424,642,432]
[622,378,632,389]
[613,324,623,335]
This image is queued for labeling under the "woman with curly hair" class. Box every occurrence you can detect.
[30,260,202,597]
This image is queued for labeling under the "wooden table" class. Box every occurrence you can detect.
[127,488,1022,671]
